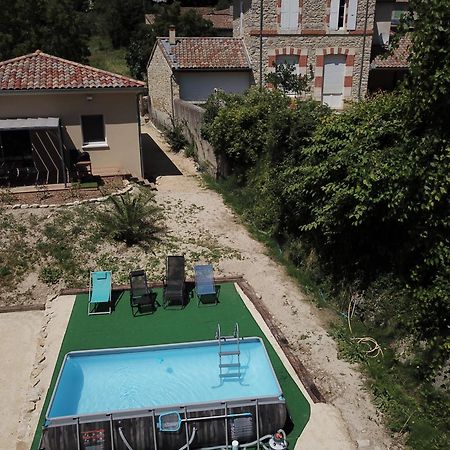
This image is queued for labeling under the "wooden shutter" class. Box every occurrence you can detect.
[323,55,346,95]
[347,0,358,30]
[290,0,299,30]
[280,0,290,30]
[329,0,340,30]
[281,0,299,30]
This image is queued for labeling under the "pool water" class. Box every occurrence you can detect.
[48,339,282,419]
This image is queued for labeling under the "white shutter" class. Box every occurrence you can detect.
[323,55,346,95]
[281,0,299,30]
[329,0,340,31]
[347,0,358,30]
[290,0,299,30]
[280,0,290,30]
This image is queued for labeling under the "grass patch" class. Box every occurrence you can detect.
[32,283,310,449]
[203,175,450,450]
[88,35,130,76]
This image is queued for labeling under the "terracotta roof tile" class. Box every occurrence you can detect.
[158,37,251,70]
[0,50,145,91]
[371,36,411,69]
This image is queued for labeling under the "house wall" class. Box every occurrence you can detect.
[233,0,376,105]
[147,44,179,129]
[0,91,142,178]
[178,71,252,102]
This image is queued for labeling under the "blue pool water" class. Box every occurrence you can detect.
[48,339,282,419]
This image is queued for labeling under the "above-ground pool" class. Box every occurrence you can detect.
[42,338,287,450]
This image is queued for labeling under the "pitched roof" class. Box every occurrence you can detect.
[0,50,145,92]
[157,37,251,70]
[371,36,411,69]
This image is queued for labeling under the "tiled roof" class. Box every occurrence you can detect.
[0,50,145,92]
[158,37,251,70]
[145,7,232,30]
[371,36,411,69]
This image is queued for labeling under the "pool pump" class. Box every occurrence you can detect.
[268,429,288,450]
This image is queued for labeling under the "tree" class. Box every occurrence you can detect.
[265,63,309,96]
[395,0,450,135]
[94,0,144,48]
[0,0,90,62]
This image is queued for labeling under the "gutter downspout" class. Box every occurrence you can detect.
[136,93,144,179]
[358,0,371,100]
[170,71,176,119]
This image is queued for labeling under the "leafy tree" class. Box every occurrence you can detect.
[94,0,144,48]
[126,23,155,79]
[395,0,450,135]
[0,0,90,62]
[265,63,309,96]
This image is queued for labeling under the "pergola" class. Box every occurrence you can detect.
[0,117,67,186]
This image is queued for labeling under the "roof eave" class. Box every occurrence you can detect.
[0,86,146,96]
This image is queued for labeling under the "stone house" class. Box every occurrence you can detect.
[0,51,146,185]
[147,30,253,128]
[234,0,380,108]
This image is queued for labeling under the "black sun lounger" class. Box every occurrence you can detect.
[163,256,186,308]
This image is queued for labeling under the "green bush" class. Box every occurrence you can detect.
[96,189,164,246]
[40,266,63,284]
[163,116,187,152]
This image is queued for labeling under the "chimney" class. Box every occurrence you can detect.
[169,25,176,45]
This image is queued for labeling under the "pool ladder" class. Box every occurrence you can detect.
[216,323,241,378]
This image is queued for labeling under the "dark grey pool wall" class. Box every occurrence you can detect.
[41,402,287,449]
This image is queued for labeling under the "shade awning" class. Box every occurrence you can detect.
[0,117,60,131]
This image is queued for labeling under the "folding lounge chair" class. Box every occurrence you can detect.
[194,264,218,306]
[163,256,186,308]
[88,271,112,315]
[129,269,157,315]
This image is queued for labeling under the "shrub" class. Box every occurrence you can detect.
[163,116,187,152]
[96,189,164,246]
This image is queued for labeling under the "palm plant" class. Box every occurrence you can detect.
[97,189,164,247]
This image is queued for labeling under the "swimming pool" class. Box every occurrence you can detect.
[42,338,287,449]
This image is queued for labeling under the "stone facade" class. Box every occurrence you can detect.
[147,44,179,128]
[233,0,376,104]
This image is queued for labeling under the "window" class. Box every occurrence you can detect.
[329,0,357,31]
[280,0,299,31]
[81,115,106,147]
[322,54,346,109]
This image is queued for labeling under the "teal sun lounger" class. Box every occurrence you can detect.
[88,271,112,315]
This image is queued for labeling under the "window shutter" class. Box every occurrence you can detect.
[329,0,340,30]
[347,0,358,30]
[290,0,299,30]
[280,0,290,30]
[281,0,299,30]
[323,55,346,94]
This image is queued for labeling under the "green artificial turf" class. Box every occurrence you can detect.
[32,283,310,449]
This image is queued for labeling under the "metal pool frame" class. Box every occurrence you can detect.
[42,338,287,450]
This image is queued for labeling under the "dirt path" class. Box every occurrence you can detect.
[144,122,400,450]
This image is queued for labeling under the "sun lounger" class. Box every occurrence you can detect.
[195,264,218,306]
[129,269,157,315]
[88,271,112,315]
[163,256,185,308]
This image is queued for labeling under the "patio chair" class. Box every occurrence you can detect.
[88,271,112,315]
[194,264,218,306]
[163,256,186,308]
[129,269,158,315]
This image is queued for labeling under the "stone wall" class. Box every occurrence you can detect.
[173,99,220,177]
[147,43,180,129]
[233,0,376,102]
